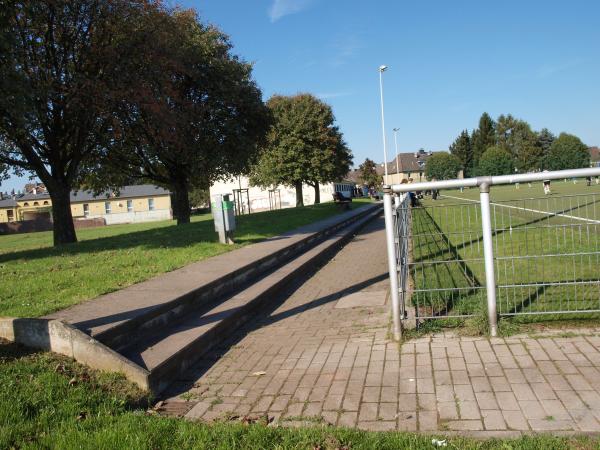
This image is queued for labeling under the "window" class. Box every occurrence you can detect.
[23,202,29,206]
[104,201,111,214]
[7,210,13,221]
[148,198,155,211]
[127,199,133,213]
[43,201,49,205]
[33,202,39,206]
[83,204,89,217]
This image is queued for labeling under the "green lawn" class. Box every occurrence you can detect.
[1,340,598,449]
[0,199,372,318]
[407,180,600,329]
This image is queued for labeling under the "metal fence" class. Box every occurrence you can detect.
[383,167,600,339]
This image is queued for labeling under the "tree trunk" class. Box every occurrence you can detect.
[313,181,320,204]
[172,181,191,225]
[295,181,304,207]
[48,184,77,246]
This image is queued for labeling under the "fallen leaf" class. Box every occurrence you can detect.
[252,371,266,376]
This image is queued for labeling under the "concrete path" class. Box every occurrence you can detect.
[161,213,600,436]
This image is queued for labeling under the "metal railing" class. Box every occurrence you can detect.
[383,167,600,339]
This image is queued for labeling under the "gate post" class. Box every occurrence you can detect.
[383,186,402,340]
[479,180,498,337]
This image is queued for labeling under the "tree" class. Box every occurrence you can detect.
[250,94,352,206]
[96,9,270,224]
[496,114,542,171]
[0,0,154,245]
[189,186,210,209]
[449,130,472,176]
[471,112,496,170]
[358,158,382,188]
[546,133,589,170]
[425,153,461,180]
[476,146,515,176]
[537,128,555,170]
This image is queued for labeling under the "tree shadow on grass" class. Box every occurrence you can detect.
[0,203,353,265]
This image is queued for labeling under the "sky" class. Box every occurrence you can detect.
[3,0,599,192]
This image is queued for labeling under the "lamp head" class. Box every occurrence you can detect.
[379,65,388,72]
[393,127,399,132]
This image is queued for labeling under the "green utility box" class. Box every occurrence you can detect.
[211,194,236,244]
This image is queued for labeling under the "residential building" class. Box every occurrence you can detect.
[380,149,457,185]
[0,197,17,223]
[210,176,356,213]
[0,185,171,224]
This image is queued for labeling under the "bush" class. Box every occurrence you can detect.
[476,146,515,176]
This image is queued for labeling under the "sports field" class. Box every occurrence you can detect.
[407,179,600,328]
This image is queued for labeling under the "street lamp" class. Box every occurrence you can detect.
[393,127,400,183]
[378,65,388,179]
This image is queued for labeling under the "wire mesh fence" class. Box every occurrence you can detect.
[393,186,600,327]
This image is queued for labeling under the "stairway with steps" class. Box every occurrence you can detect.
[46,203,382,392]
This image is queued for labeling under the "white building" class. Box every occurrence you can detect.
[210,176,355,213]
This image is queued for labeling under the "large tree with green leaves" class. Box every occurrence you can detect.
[93,9,270,224]
[537,128,556,170]
[471,112,496,170]
[449,130,472,176]
[425,153,461,180]
[250,94,352,206]
[358,158,382,188]
[496,114,543,171]
[476,146,515,176]
[0,0,157,245]
[546,133,589,170]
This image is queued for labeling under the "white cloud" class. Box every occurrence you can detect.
[536,59,583,78]
[330,35,365,67]
[268,0,314,22]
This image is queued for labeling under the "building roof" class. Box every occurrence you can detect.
[17,185,170,203]
[0,198,17,208]
[378,150,443,175]
[590,147,600,162]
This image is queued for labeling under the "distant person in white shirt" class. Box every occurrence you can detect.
[542,170,551,195]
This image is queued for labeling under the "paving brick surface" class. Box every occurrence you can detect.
[159,214,600,436]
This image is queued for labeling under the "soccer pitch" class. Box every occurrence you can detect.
[407,179,600,325]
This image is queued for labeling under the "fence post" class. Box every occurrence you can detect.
[478,181,498,337]
[383,187,402,340]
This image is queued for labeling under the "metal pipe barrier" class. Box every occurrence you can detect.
[383,167,600,339]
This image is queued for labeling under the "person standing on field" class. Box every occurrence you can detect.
[542,170,551,195]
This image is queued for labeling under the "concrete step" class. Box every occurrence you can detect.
[47,203,380,352]
[121,207,382,393]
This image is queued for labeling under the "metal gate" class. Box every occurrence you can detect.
[383,167,600,339]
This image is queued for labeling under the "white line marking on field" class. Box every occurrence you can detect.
[441,194,600,224]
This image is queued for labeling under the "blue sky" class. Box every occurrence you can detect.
[3,0,599,192]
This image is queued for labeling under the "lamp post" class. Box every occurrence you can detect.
[378,65,388,180]
[393,127,400,184]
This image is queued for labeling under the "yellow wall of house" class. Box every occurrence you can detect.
[1,195,171,222]
[0,208,17,223]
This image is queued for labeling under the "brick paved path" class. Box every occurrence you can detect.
[162,213,600,436]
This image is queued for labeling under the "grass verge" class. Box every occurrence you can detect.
[2,340,599,449]
[0,199,372,317]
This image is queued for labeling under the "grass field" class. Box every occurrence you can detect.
[407,180,600,331]
[0,199,372,318]
[2,340,598,449]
